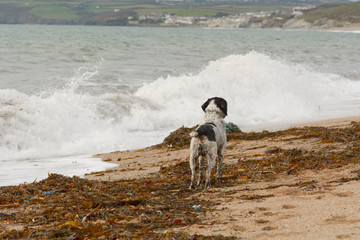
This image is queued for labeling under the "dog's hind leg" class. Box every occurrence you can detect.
[197,156,205,187]
[189,150,197,189]
[205,152,216,189]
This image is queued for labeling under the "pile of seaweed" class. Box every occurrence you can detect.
[225,121,360,181]
[160,121,360,149]
[160,126,196,149]
[0,164,235,239]
[158,121,360,182]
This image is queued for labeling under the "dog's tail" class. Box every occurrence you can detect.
[190,131,199,138]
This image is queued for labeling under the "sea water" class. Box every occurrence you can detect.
[1,25,359,186]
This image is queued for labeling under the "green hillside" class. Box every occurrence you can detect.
[300,1,360,23]
[28,5,78,20]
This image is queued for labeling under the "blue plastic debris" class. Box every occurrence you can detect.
[226,122,240,133]
[192,205,200,210]
[42,190,56,195]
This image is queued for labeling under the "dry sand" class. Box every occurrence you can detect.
[85,116,360,239]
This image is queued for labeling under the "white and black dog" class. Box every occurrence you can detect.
[189,97,227,189]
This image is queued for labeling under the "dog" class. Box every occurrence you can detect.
[189,97,227,189]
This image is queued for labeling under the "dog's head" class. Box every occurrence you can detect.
[201,97,227,118]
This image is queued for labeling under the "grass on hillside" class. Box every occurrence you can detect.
[28,4,79,20]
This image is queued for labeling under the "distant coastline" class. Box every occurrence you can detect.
[1,1,359,32]
[1,17,359,32]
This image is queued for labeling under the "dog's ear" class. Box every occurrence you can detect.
[216,98,228,116]
[201,98,211,112]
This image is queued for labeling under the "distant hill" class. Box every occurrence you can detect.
[0,0,357,26]
[299,1,360,23]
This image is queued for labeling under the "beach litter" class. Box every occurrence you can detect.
[41,190,56,195]
[193,205,200,210]
[226,122,241,133]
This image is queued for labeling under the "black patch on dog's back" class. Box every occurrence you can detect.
[196,124,216,142]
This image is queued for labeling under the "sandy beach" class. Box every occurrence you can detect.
[1,116,360,239]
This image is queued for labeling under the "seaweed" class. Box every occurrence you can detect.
[156,121,360,152]
[156,121,360,184]
[0,166,235,239]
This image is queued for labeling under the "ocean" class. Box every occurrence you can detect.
[1,24,359,186]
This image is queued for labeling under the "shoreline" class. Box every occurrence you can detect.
[1,22,359,33]
[135,23,360,32]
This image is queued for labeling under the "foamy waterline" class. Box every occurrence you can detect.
[0,155,117,186]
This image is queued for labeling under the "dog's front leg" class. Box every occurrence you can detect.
[205,153,216,189]
[216,154,224,184]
